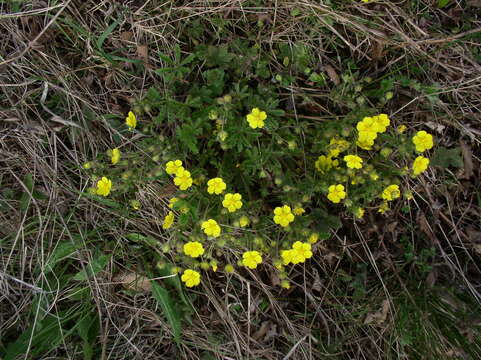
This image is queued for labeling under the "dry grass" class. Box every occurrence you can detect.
[1,0,481,359]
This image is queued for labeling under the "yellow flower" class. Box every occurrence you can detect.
[281,249,294,265]
[166,160,184,175]
[181,269,201,287]
[183,241,205,258]
[281,280,291,289]
[397,125,407,133]
[110,148,121,165]
[343,155,363,169]
[315,155,338,173]
[356,131,376,150]
[83,162,92,169]
[96,177,112,197]
[356,117,378,134]
[168,197,179,209]
[291,241,313,263]
[162,211,174,229]
[293,207,305,216]
[242,251,262,269]
[369,172,379,181]
[239,216,250,227]
[412,131,434,152]
[308,233,319,244]
[224,264,234,273]
[327,184,346,203]
[328,138,350,157]
[201,219,221,237]
[354,207,365,219]
[246,108,267,129]
[372,114,390,133]
[222,193,242,212]
[125,111,137,129]
[273,205,295,227]
[382,185,401,201]
[207,177,226,195]
[412,156,430,176]
[210,260,218,272]
[174,169,193,190]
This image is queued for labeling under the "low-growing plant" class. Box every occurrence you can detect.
[82,45,436,289]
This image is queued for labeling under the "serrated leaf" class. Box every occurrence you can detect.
[431,147,463,169]
[151,281,182,345]
[177,124,199,154]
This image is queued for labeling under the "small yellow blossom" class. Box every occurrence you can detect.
[181,269,201,287]
[281,249,294,265]
[239,216,250,227]
[162,211,174,229]
[207,177,227,195]
[354,207,365,219]
[328,138,350,157]
[281,280,291,289]
[242,251,262,269]
[382,185,401,201]
[201,219,221,237]
[168,197,179,209]
[378,201,389,214]
[222,193,243,212]
[308,233,319,244]
[291,241,313,263]
[293,207,305,216]
[96,177,112,197]
[343,155,363,169]
[246,108,267,129]
[369,172,379,181]
[83,162,92,169]
[315,155,339,173]
[110,148,121,165]
[356,131,376,150]
[372,114,390,133]
[210,260,218,272]
[125,111,137,129]
[357,117,378,134]
[174,169,193,190]
[183,241,205,258]
[412,130,434,152]
[397,125,407,133]
[327,184,346,203]
[412,156,430,176]
[166,160,184,175]
[273,205,295,227]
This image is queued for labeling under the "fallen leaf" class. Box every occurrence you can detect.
[459,141,474,179]
[324,65,340,85]
[137,44,151,68]
[364,299,390,325]
[371,38,385,61]
[120,31,134,41]
[425,121,446,134]
[113,272,152,292]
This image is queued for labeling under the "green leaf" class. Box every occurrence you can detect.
[438,0,450,8]
[96,19,121,50]
[73,253,111,281]
[431,147,463,169]
[177,124,199,154]
[151,281,182,345]
[45,241,80,274]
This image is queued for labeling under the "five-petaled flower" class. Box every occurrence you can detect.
[291,241,313,263]
[174,168,193,190]
[242,251,262,269]
[166,160,184,175]
[222,193,243,212]
[201,219,221,237]
[382,185,401,201]
[344,155,363,169]
[412,156,429,176]
[207,177,226,195]
[125,111,137,129]
[327,184,346,203]
[183,241,205,258]
[412,131,434,152]
[246,108,267,129]
[96,177,112,197]
[181,269,201,287]
[273,205,295,227]
[372,114,390,133]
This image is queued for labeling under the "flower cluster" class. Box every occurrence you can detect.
[356,114,390,150]
[281,241,313,265]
